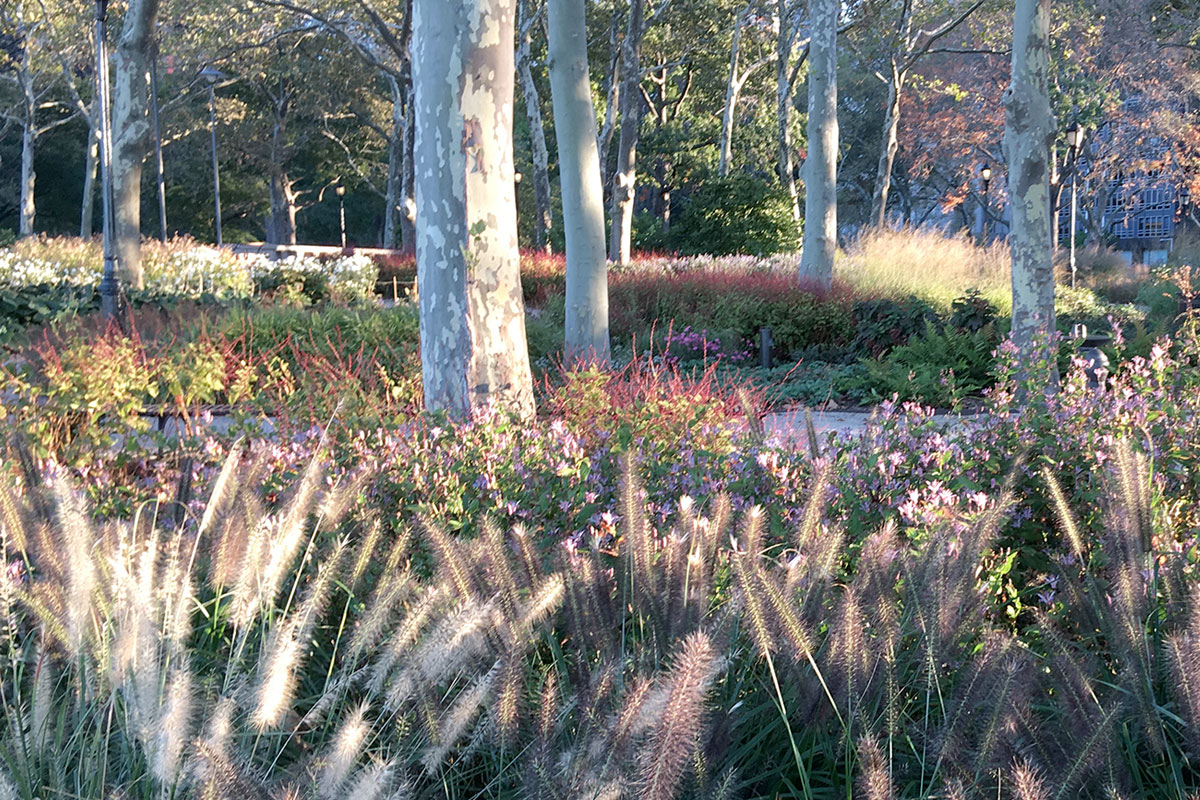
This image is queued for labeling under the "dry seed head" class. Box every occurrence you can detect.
[1041,468,1086,559]
[53,478,96,654]
[369,586,443,696]
[197,439,245,539]
[422,518,476,600]
[319,701,371,798]
[152,667,194,784]
[30,642,52,755]
[348,576,411,667]
[495,646,526,743]
[638,632,721,800]
[731,555,774,658]
[344,759,394,800]
[422,664,497,773]
[252,629,301,730]
[516,573,565,635]
[855,734,892,800]
[1011,759,1049,800]
[349,518,384,589]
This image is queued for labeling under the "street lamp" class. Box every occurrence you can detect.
[980,164,992,244]
[199,66,226,246]
[94,0,120,321]
[1065,122,1086,289]
[335,181,347,249]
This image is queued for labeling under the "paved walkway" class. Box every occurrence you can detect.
[763,408,978,442]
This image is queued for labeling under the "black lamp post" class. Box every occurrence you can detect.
[95,0,119,321]
[980,164,993,244]
[336,181,347,248]
[1065,121,1086,289]
[199,66,226,246]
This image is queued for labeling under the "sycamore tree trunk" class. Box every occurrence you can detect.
[19,109,35,238]
[775,0,800,222]
[18,42,36,238]
[869,62,904,229]
[596,9,621,179]
[549,0,610,366]
[798,0,838,290]
[608,0,645,265]
[517,0,553,253]
[266,103,298,246]
[719,8,748,178]
[412,0,535,419]
[111,0,160,289]
[1004,0,1056,378]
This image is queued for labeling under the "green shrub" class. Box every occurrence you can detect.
[1055,284,1146,332]
[665,174,801,256]
[849,323,996,407]
[850,296,939,356]
[948,289,1000,333]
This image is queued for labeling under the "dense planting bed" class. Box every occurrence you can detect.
[1,331,1199,798]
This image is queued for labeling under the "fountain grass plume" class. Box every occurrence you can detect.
[637,632,721,800]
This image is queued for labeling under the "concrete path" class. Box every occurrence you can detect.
[763,408,978,442]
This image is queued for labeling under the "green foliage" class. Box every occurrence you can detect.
[1136,275,1183,320]
[948,289,1000,332]
[663,174,801,256]
[850,323,997,407]
[850,295,940,356]
[1055,284,1147,332]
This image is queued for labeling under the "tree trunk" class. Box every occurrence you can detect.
[267,109,297,246]
[798,0,838,290]
[549,0,610,366]
[1004,0,1056,379]
[383,78,404,250]
[267,170,298,246]
[18,41,36,239]
[869,62,903,229]
[81,103,99,238]
[19,110,35,239]
[597,8,621,169]
[412,0,535,419]
[607,0,645,265]
[719,8,748,178]
[775,0,799,222]
[110,0,160,290]
[400,95,417,254]
[517,0,553,253]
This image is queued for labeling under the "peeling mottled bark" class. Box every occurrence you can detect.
[19,104,35,238]
[798,0,838,291]
[1004,0,1056,381]
[111,0,160,289]
[549,0,610,366]
[412,0,535,420]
